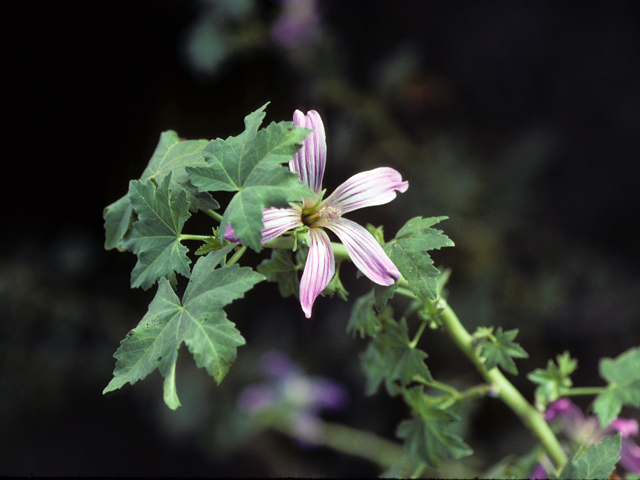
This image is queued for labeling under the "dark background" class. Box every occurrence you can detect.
[3,0,640,476]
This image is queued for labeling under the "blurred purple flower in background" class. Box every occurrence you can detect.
[529,398,640,478]
[238,350,349,444]
[271,0,322,49]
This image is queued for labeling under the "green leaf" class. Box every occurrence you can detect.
[187,103,314,252]
[140,130,217,212]
[361,318,433,396]
[194,233,226,256]
[396,414,473,469]
[373,279,398,312]
[476,327,529,375]
[103,245,264,408]
[347,291,382,338]
[257,248,300,298]
[593,347,640,427]
[553,434,621,480]
[103,131,216,251]
[322,264,349,301]
[383,217,454,300]
[528,351,577,409]
[103,194,135,250]
[125,174,193,290]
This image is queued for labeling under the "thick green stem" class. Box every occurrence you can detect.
[437,301,568,473]
[261,238,567,470]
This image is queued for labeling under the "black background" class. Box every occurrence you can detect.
[3,0,640,476]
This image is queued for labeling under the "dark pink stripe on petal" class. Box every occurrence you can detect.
[326,218,399,285]
[299,228,335,318]
[322,167,408,215]
[290,109,326,194]
[261,207,304,244]
[223,207,302,244]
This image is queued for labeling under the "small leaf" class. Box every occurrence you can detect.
[125,174,193,290]
[361,318,433,396]
[593,347,640,427]
[373,279,398,312]
[527,351,577,408]
[257,248,300,298]
[383,216,454,300]
[396,415,473,469]
[347,291,381,338]
[553,434,621,480]
[187,103,314,252]
[103,245,264,408]
[476,327,528,375]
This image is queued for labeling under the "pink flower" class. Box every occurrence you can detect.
[271,0,322,49]
[530,398,640,478]
[226,109,408,317]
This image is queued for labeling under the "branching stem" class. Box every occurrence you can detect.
[259,237,568,473]
[392,275,568,473]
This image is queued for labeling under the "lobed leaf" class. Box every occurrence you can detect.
[103,131,215,251]
[125,174,193,290]
[347,291,382,339]
[383,216,454,300]
[527,351,577,408]
[553,434,621,479]
[257,248,300,298]
[361,318,433,396]
[593,347,640,427]
[476,327,528,375]
[103,246,264,409]
[187,103,314,251]
[396,414,473,470]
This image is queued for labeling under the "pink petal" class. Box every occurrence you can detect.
[224,207,302,244]
[620,438,640,473]
[325,218,400,286]
[289,110,326,194]
[321,167,408,215]
[609,418,639,438]
[300,228,335,318]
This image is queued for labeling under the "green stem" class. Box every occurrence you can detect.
[266,415,404,471]
[428,379,461,397]
[393,276,567,473]
[179,234,212,242]
[438,301,568,473]
[564,386,607,396]
[260,236,567,470]
[409,319,428,348]
[226,245,247,266]
[204,209,223,222]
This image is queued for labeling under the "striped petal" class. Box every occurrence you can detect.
[321,167,408,215]
[289,110,326,194]
[300,228,335,318]
[325,218,399,285]
[224,206,303,244]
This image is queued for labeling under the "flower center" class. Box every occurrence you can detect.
[302,204,342,226]
[318,205,342,222]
